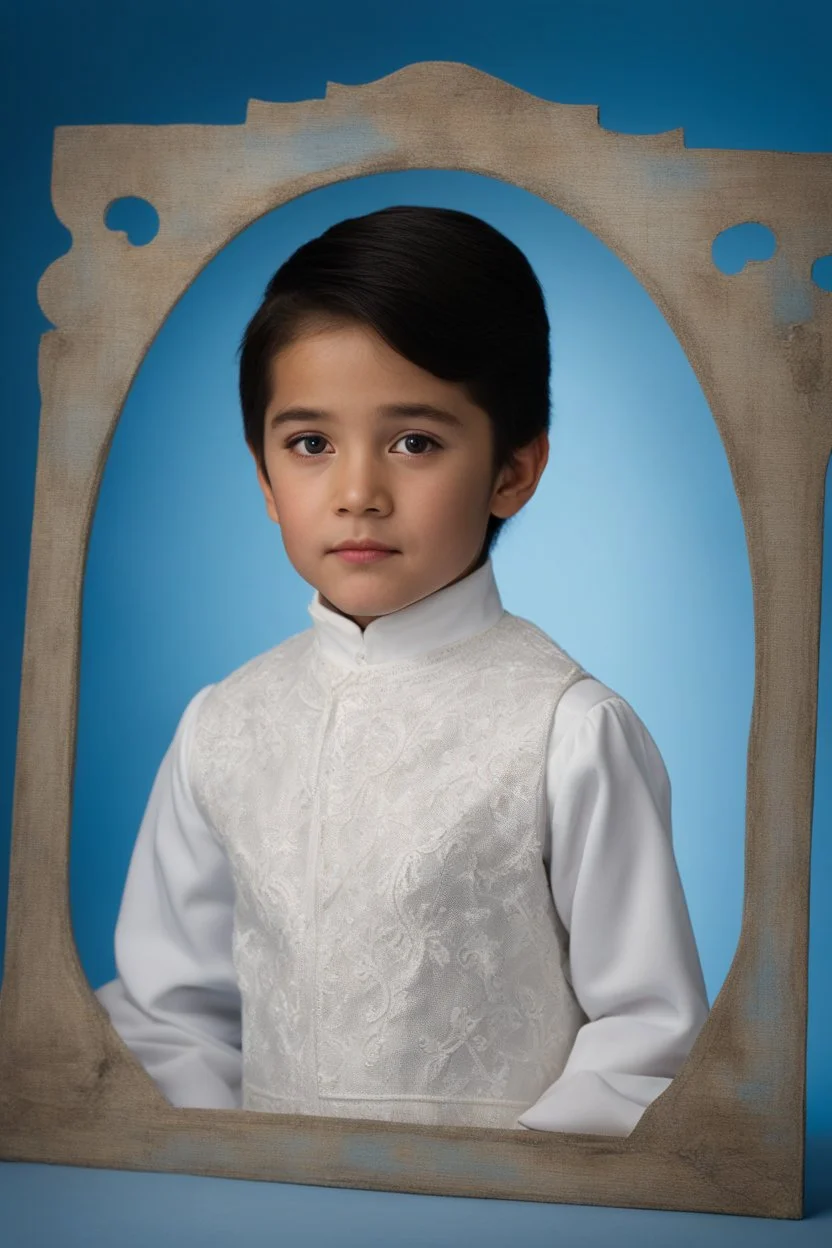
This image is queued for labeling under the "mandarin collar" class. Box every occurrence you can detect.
[307,556,505,669]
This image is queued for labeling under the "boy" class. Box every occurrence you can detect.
[96,204,709,1134]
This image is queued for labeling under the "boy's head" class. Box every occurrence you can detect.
[238,205,551,629]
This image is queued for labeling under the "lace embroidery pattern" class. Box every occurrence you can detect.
[192,614,589,1126]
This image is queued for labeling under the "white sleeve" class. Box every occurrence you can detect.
[516,678,710,1136]
[94,685,243,1109]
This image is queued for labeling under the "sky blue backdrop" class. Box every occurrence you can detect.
[2,2,830,1244]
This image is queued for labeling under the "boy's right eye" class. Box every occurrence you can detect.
[286,434,328,456]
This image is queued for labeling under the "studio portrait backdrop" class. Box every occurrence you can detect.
[1,4,831,1245]
[1,56,829,1219]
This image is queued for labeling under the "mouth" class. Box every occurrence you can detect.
[331,547,398,562]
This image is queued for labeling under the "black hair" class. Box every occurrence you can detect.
[238,204,551,564]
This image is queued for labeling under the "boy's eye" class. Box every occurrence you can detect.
[285,432,441,458]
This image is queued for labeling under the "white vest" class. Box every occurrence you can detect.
[191,610,590,1129]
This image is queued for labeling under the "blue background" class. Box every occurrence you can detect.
[1,1,830,1243]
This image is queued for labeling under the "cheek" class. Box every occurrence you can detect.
[427,471,489,516]
[265,465,307,510]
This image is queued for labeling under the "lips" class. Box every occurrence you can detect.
[332,547,396,563]
[331,543,396,553]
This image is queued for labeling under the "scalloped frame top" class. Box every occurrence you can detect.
[2,61,830,1220]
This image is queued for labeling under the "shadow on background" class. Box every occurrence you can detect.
[804,1136,832,1218]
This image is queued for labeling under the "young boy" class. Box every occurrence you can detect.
[96,205,709,1135]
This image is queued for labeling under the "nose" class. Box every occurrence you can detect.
[333,449,391,513]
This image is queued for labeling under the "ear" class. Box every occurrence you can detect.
[248,444,280,525]
[490,430,550,520]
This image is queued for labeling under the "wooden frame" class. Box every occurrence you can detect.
[0,61,828,1220]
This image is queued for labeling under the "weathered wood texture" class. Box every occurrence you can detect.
[1,61,829,1220]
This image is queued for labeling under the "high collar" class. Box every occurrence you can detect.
[307,556,505,669]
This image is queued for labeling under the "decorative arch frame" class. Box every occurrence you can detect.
[1,61,829,1221]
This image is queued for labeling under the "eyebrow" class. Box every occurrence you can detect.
[268,403,466,431]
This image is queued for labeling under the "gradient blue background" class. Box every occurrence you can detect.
[1,1,830,1243]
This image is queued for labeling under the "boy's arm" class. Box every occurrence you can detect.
[516,679,710,1135]
[94,685,243,1109]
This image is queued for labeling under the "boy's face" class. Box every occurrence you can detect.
[251,320,548,630]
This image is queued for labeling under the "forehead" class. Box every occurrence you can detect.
[266,323,485,425]
[269,321,428,389]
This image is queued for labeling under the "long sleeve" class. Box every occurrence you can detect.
[516,678,710,1136]
[94,685,243,1109]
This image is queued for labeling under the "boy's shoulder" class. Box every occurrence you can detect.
[498,609,590,680]
[501,614,655,749]
[198,624,315,709]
